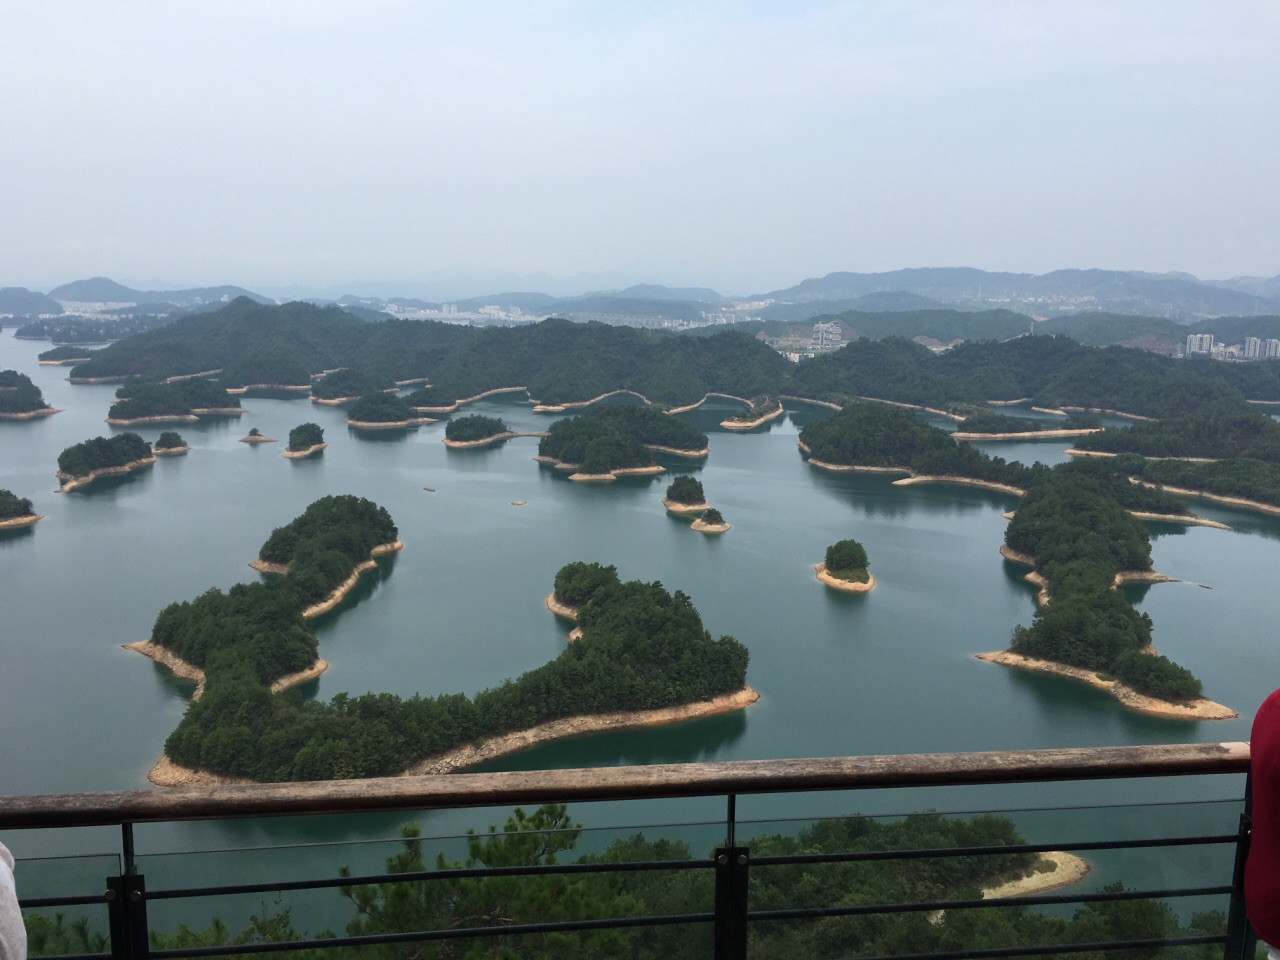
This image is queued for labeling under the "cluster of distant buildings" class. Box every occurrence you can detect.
[1184,333,1280,360]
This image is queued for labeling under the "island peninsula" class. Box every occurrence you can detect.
[0,489,41,528]
[55,433,155,491]
[0,370,60,420]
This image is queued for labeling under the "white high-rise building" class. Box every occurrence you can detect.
[1245,337,1263,359]
[1185,333,1214,355]
[1265,339,1280,359]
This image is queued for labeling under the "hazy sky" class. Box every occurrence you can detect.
[3,1,1279,297]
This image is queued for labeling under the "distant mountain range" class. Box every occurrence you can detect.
[5,267,1279,325]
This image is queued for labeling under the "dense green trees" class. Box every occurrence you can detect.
[347,392,418,424]
[0,370,52,414]
[287,423,325,451]
[701,508,725,525]
[107,377,240,419]
[552,561,619,607]
[36,344,94,362]
[0,489,35,519]
[540,405,707,471]
[160,561,748,781]
[1127,455,1280,508]
[1072,402,1280,460]
[154,431,187,449]
[444,414,508,441]
[56,433,152,477]
[259,494,398,563]
[311,367,395,400]
[825,539,869,581]
[665,475,705,504]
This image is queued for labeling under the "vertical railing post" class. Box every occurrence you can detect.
[714,845,749,960]
[106,823,150,960]
[1223,772,1257,960]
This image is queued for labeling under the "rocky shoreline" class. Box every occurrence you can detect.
[282,442,327,459]
[0,513,43,529]
[56,457,156,492]
[814,562,875,592]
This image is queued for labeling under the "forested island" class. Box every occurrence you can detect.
[0,489,41,528]
[691,507,730,533]
[537,405,708,479]
[152,431,189,456]
[239,427,275,443]
[283,422,326,458]
[55,433,154,491]
[105,377,242,423]
[720,393,785,430]
[142,545,751,783]
[663,475,709,513]
[346,392,432,429]
[0,370,59,419]
[796,401,1232,714]
[443,413,513,448]
[310,367,396,403]
[816,538,874,591]
[953,409,1102,440]
[36,344,94,365]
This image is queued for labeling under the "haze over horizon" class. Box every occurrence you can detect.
[4,2,1278,295]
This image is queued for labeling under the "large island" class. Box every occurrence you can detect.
[55,433,155,491]
[537,405,707,481]
[0,489,42,529]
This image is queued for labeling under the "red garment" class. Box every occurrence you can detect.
[1247,689,1280,945]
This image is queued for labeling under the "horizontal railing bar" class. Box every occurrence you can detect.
[749,884,1232,921]
[147,856,715,900]
[0,742,1250,829]
[148,910,715,958]
[18,893,109,908]
[753,832,1238,866]
[847,934,1224,960]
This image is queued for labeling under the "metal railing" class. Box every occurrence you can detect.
[0,741,1256,960]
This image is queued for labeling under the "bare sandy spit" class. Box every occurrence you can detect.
[815,562,875,592]
[414,385,530,413]
[857,396,964,421]
[124,639,329,702]
[37,358,91,366]
[664,392,752,415]
[394,377,430,387]
[1128,510,1230,530]
[105,414,199,425]
[1061,405,1153,421]
[163,369,224,383]
[1065,449,1218,464]
[443,432,518,449]
[721,405,785,430]
[982,852,1091,900]
[69,375,128,384]
[643,443,709,459]
[780,394,842,411]
[402,686,761,776]
[976,650,1236,720]
[56,457,156,492]
[893,475,1026,496]
[148,686,762,786]
[612,465,666,477]
[1131,481,1280,517]
[568,627,584,642]
[532,389,649,413]
[953,428,1102,440]
[0,407,61,420]
[153,446,191,457]
[568,472,617,482]
[225,384,311,394]
[309,396,353,406]
[345,417,434,429]
[985,398,1033,407]
[691,518,731,534]
[0,514,42,529]
[1248,399,1280,407]
[545,593,580,621]
[239,434,277,443]
[663,498,709,514]
[190,407,244,416]
[282,443,327,459]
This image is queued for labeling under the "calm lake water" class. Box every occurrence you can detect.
[0,327,1269,928]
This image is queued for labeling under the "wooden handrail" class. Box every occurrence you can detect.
[0,742,1250,830]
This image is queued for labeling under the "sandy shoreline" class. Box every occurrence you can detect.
[123,639,330,702]
[1127,510,1231,530]
[149,686,762,786]
[1065,449,1218,464]
[345,417,434,429]
[248,542,403,618]
[981,852,1091,900]
[691,518,731,534]
[663,497,709,514]
[190,407,244,415]
[893,475,1026,496]
[664,392,752,415]
[532,389,648,413]
[56,457,156,492]
[105,414,199,425]
[1061,405,1153,421]
[282,442,327,459]
[0,514,43,529]
[0,407,61,420]
[414,386,530,413]
[815,562,874,592]
[721,405,785,430]
[568,472,616,482]
[976,650,1236,720]
[36,358,91,366]
[643,443,709,459]
[239,434,277,443]
[857,396,964,421]
[443,432,517,448]
[985,398,1033,407]
[153,446,191,457]
[953,428,1102,440]
[1130,481,1280,517]
[780,394,842,411]
[225,384,311,394]
[545,592,580,620]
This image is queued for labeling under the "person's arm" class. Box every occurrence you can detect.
[0,842,25,960]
